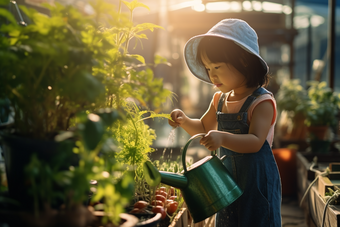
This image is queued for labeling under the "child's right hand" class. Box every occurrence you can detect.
[169,109,187,127]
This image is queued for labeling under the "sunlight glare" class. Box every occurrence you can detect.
[242,1,253,11]
[88,113,100,122]
[282,5,292,14]
[192,3,205,12]
[262,2,282,13]
[294,16,310,29]
[294,15,324,29]
[313,59,325,71]
[102,171,110,178]
[230,1,242,12]
[252,1,262,11]
[278,150,291,161]
[170,0,202,11]
[311,15,325,27]
[206,2,230,13]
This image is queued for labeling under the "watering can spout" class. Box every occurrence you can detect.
[143,161,188,189]
[159,171,188,188]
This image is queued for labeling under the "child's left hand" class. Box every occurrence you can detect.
[199,130,222,151]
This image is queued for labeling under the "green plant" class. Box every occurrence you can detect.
[0,0,174,224]
[0,0,172,139]
[305,81,340,127]
[0,0,108,138]
[25,109,135,224]
[110,103,171,200]
[276,79,309,121]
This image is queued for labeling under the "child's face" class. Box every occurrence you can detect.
[201,52,247,93]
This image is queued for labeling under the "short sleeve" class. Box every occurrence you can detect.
[213,91,223,111]
[248,94,277,125]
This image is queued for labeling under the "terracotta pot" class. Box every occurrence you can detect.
[307,126,329,140]
[272,148,297,196]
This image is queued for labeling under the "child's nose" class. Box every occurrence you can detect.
[209,70,218,78]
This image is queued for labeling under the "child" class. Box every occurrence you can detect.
[168,19,281,227]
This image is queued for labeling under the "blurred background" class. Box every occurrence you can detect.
[10,0,340,154]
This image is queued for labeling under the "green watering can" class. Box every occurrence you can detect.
[143,133,243,223]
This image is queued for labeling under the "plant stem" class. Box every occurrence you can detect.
[34,56,53,91]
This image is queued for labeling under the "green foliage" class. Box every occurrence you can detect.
[305,81,340,127]
[0,1,109,138]
[0,0,172,138]
[276,79,309,121]
[276,79,340,128]
[110,102,172,198]
[25,109,135,224]
[1,0,174,223]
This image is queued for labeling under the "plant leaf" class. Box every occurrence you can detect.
[0,8,17,24]
[122,0,150,12]
[127,54,145,64]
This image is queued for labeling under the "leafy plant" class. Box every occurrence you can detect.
[91,0,172,110]
[0,0,174,224]
[25,109,135,224]
[305,81,340,127]
[0,0,109,138]
[110,102,172,200]
[0,0,172,139]
[276,79,309,121]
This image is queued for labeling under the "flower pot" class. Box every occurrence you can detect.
[0,134,77,208]
[306,126,331,153]
[307,126,329,141]
[272,148,297,196]
[92,211,139,227]
[131,213,162,227]
[56,205,96,227]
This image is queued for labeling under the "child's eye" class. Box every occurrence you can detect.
[214,66,220,69]
[205,68,210,71]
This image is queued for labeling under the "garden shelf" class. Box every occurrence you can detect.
[297,152,340,227]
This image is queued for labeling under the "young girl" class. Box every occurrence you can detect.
[168,19,281,226]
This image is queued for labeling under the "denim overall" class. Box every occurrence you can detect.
[215,87,282,227]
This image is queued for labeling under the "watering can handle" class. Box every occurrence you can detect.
[182,133,217,172]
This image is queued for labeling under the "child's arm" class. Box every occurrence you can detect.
[168,97,218,136]
[200,100,274,153]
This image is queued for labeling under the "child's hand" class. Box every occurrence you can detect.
[169,109,187,127]
[199,130,222,151]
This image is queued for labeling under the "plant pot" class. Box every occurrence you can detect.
[131,213,162,227]
[272,148,297,196]
[307,126,329,140]
[0,134,77,208]
[92,212,139,227]
[56,205,96,227]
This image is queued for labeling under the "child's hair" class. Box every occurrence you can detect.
[196,36,270,88]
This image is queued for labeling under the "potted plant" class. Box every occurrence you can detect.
[0,0,172,225]
[0,0,108,207]
[276,79,309,142]
[304,81,340,152]
[106,103,186,225]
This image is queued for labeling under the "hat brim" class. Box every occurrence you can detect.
[184,34,269,85]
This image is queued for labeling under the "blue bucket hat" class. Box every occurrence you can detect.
[184,18,269,84]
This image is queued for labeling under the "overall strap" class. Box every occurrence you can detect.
[217,93,227,112]
[238,87,270,113]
